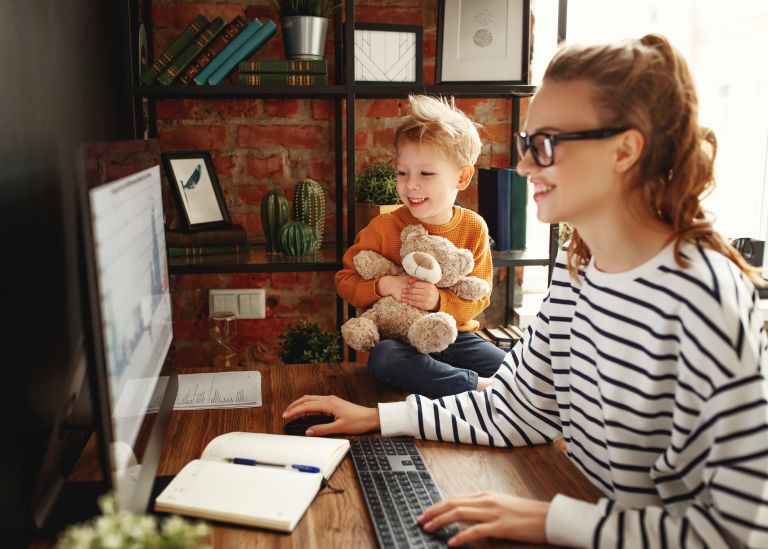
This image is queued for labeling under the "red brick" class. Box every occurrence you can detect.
[155,99,198,120]
[172,274,219,290]
[454,99,487,118]
[482,123,512,145]
[355,129,369,150]
[312,100,334,121]
[172,319,209,342]
[490,152,512,167]
[373,127,396,148]
[365,99,400,118]
[158,125,228,150]
[237,185,271,206]
[356,7,424,25]
[237,124,326,149]
[212,154,236,179]
[223,273,270,288]
[264,100,301,118]
[270,272,299,290]
[201,99,259,118]
[308,160,335,182]
[230,212,262,237]
[243,155,285,178]
[152,3,243,29]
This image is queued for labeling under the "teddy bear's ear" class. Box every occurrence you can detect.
[401,224,427,243]
[456,249,475,275]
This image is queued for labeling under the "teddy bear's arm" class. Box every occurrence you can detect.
[353,250,404,280]
[449,276,491,301]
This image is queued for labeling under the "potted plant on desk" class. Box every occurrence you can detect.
[271,0,339,60]
[355,161,402,234]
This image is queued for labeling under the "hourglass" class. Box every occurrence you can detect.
[208,311,238,368]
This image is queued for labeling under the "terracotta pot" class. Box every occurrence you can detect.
[355,203,402,233]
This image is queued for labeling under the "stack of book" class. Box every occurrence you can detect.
[141,14,277,86]
[478,324,524,350]
[238,59,328,88]
[166,224,249,257]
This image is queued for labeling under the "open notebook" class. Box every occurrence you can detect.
[155,432,349,531]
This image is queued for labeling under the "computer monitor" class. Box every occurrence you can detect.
[30,163,177,536]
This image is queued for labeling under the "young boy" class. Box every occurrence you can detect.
[335,95,506,398]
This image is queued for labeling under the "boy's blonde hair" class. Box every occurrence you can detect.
[395,95,482,167]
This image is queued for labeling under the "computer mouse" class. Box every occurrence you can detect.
[283,414,336,436]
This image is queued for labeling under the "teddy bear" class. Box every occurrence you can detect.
[341,224,491,354]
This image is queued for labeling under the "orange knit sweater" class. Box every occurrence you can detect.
[335,205,492,332]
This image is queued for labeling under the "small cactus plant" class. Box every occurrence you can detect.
[292,178,325,253]
[260,190,290,253]
[279,220,316,256]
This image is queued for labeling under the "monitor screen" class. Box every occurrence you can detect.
[79,163,177,515]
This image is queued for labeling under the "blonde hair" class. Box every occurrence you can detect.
[544,34,761,284]
[395,95,482,167]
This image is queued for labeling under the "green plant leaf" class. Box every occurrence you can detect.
[279,320,340,363]
[356,161,401,205]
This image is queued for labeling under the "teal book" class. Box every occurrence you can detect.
[193,18,262,85]
[208,19,277,85]
[157,17,224,85]
[238,73,328,87]
[142,14,208,85]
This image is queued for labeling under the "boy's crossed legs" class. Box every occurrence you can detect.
[367,332,506,398]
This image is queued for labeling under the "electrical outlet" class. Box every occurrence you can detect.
[209,289,265,319]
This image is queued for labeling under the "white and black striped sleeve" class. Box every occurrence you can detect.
[379,290,563,446]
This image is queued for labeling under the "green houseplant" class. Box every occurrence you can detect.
[279,320,340,364]
[355,161,402,233]
[271,0,340,60]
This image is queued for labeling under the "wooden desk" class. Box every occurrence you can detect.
[162,361,601,548]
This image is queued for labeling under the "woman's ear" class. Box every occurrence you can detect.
[614,128,644,173]
[458,165,474,190]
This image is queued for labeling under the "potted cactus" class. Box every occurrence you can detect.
[355,161,402,233]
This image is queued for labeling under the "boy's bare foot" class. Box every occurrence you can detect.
[476,377,493,392]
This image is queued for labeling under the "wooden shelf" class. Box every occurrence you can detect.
[492,248,551,268]
[135,83,536,100]
[136,84,347,99]
[168,244,341,274]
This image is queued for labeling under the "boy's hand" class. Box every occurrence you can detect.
[376,274,412,302]
[402,280,440,311]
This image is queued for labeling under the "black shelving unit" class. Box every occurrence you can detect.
[127,0,567,341]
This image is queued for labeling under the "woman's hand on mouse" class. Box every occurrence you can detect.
[283,395,380,436]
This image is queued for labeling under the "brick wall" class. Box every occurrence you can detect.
[150,0,525,363]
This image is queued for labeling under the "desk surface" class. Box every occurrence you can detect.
[158,361,601,548]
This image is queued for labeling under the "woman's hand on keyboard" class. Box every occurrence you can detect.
[417,491,550,546]
[283,395,381,436]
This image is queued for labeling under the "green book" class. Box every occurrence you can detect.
[510,170,527,250]
[157,18,224,85]
[168,244,248,257]
[238,72,328,87]
[141,14,208,85]
[238,59,327,74]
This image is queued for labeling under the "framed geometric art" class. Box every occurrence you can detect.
[354,23,423,84]
[437,0,530,85]
[160,151,231,232]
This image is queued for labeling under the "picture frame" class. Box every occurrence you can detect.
[353,23,423,85]
[436,0,530,85]
[160,151,231,232]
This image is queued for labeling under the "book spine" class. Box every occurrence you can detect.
[194,18,262,85]
[208,19,277,85]
[179,16,247,85]
[238,73,328,87]
[168,244,246,257]
[478,168,512,252]
[510,170,527,250]
[141,14,208,85]
[157,18,224,86]
[238,59,327,74]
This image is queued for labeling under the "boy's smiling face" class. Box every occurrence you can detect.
[395,141,470,226]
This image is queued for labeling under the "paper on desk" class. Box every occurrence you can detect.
[114,371,262,416]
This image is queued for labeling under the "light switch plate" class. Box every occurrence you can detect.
[209,289,265,319]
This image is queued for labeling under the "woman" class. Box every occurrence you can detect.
[283,34,768,547]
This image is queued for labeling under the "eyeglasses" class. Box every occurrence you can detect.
[516,127,630,168]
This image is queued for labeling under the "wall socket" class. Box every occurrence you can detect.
[209,289,265,319]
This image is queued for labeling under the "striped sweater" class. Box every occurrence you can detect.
[379,242,768,547]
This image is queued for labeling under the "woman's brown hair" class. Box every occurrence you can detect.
[544,34,762,284]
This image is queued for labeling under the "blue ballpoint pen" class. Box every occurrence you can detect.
[225,457,320,473]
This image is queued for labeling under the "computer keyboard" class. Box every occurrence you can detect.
[350,437,460,548]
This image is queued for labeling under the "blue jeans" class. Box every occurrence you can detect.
[367,332,506,398]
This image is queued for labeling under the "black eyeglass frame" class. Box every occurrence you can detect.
[517,127,630,167]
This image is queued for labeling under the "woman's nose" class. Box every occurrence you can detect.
[515,149,537,177]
